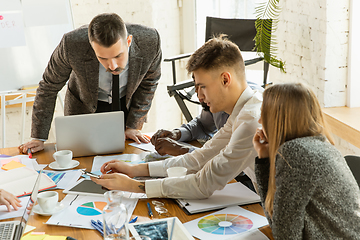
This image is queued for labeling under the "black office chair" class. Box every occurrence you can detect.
[165,17,272,122]
[344,155,360,187]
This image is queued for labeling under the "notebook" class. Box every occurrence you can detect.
[175,182,260,214]
[0,169,42,240]
[0,167,55,197]
[55,111,125,157]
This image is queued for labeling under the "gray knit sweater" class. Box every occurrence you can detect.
[255,135,360,239]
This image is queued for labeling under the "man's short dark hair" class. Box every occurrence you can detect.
[186,35,245,77]
[88,13,127,47]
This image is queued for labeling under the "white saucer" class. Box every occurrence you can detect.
[33,202,65,216]
[49,160,80,170]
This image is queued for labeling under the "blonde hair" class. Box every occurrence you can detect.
[261,83,333,216]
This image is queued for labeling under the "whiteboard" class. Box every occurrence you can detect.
[0,0,74,92]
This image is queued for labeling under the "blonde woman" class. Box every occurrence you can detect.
[253,83,360,239]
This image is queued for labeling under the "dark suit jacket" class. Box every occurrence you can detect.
[31,23,162,139]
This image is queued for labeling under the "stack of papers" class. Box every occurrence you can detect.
[176,182,260,214]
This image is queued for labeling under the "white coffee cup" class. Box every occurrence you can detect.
[167,167,187,178]
[53,150,73,168]
[37,191,58,213]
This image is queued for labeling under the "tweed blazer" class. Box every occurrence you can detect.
[31,23,161,139]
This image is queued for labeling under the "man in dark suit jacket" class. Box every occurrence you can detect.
[19,13,161,154]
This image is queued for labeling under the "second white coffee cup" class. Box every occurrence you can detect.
[167,167,187,178]
[37,191,58,213]
[53,150,73,168]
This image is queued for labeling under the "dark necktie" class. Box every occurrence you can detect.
[112,74,120,111]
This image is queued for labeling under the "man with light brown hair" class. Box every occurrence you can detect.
[92,35,262,199]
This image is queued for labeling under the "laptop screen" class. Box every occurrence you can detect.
[14,169,42,240]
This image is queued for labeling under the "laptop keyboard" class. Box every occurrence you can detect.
[0,222,15,240]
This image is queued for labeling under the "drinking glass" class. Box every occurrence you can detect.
[103,190,128,240]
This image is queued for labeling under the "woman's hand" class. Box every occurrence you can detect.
[253,128,270,159]
[0,189,22,212]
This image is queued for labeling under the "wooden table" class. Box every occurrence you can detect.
[0,142,273,240]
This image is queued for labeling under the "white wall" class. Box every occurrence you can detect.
[271,0,349,107]
[269,0,360,155]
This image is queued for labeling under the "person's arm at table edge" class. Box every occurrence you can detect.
[92,162,150,193]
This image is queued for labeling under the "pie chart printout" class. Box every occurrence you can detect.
[76,201,107,216]
[198,214,253,235]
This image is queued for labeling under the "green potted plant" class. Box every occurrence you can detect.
[254,0,286,73]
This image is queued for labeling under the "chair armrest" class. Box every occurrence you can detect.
[244,57,263,66]
[167,79,194,92]
[164,53,193,62]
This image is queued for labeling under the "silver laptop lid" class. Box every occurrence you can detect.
[55,111,125,157]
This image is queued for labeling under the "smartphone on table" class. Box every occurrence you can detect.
[80,169,101,179]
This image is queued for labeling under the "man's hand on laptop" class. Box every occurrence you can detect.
[0,189,21,212]
[18,139,44,154]
[125,128,150,144]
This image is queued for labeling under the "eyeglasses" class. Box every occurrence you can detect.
[152,200,170,217]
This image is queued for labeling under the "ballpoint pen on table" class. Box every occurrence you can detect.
[129,216,138,224]
[91,220,103,236]
[95,217,137,235]
[97,220,113,235]
[147,202,153,219]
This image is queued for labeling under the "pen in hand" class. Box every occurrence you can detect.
[147,202,153,219]
[27,148,32,159]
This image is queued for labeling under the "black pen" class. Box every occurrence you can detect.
[147,202,153,219]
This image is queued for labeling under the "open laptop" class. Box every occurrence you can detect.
[0,170,42,240]
[55,111,125,157]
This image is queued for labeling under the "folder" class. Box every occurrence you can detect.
[176,182,260,214]
[0,167,56,197]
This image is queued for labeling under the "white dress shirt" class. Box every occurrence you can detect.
[98,60,129,103]
[145,87,262,199]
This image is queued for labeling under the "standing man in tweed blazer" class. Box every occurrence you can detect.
[19,13,162,154]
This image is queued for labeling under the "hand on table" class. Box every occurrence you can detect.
[18,139,44,154]
[154,137,190,156]
[100,160,149,178]
[0,189,22,212]
[125,128,150,144]
[151,129,181,145]
[252,128,269,159]
[91,173,145,193]
[100,160,133,176]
